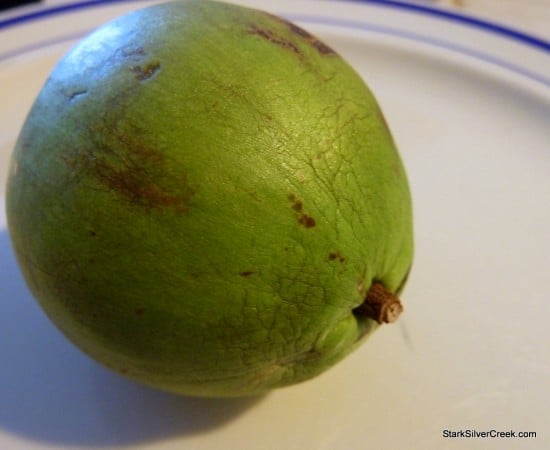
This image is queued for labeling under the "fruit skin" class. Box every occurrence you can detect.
[5,0,413,397]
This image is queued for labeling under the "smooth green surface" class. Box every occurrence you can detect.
[6,0,413,397]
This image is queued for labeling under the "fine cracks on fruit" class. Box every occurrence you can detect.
[353,282,403,324]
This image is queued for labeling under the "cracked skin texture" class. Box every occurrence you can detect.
[6,0,413,397]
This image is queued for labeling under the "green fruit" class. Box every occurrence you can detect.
[6,0,413,397]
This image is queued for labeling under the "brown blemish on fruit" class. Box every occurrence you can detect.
[311,40,335,55]
[78,129,194,213]
[353,282,403,324]
[134,307,145,316]
[284,19,335,54]
[286,21,312,38]
[131,61,161,81]
[93,160,193,213]
[239,271,256,277]
[298,215,316,228]
[288,193,316,228]
[328,251,345,263]
[247,24,301,55]
[263,12,336,56]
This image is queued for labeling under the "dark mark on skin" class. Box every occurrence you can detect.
[288,193,316,228]
[67,89,88,101]
[286,21,312,38]
[239,271,256,277]
[134,307,145,316]
[131,62,161,81]
[247,24,301,55]
[67,128,195,214]
[298,215,316,228]
[261,12,336,56]
[328,251,345,263]
[312,39,335,55]
[93,157,193,213]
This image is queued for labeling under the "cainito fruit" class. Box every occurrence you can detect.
[6,0,413,397]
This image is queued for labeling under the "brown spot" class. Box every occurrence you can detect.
[248,24,301,55]
[87,129,194,213]
[263,12,336,56]
[298,214,316,228]
[328,251,345,263]
[288,193,316,229]
[120,367,128,374]
[239,271,256,277]
[89,230,97,237]
[312,40,335,55]
[131,62,161,81]
[286,21,313,39]
[134,307,145,316]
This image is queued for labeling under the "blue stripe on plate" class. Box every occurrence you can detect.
[353,0,549,52]
[0,0,548,53]
[0,0,548,86]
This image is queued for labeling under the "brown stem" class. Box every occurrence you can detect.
[354,282,403,324]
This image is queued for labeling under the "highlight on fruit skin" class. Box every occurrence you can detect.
[5,0,413,397]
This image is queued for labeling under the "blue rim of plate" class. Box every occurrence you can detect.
[0,0,549,86]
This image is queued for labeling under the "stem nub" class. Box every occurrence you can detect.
[354,282,403,324]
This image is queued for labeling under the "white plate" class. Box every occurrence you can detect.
[1,1,549,449]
